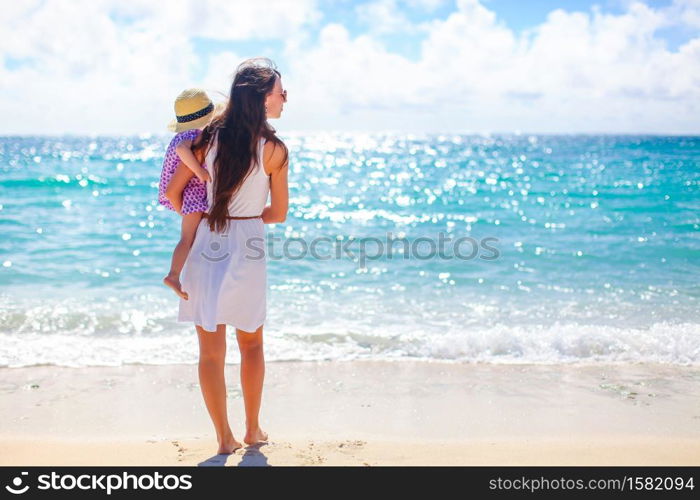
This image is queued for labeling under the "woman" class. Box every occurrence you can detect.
[177,57,289,454]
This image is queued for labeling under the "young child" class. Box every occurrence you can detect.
[158,88,216,300]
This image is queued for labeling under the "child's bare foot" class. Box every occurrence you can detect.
[244,427,269,446]
[163,274,188,300]
[218,432,243,455]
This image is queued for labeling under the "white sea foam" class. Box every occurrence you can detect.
[1,320,698,368]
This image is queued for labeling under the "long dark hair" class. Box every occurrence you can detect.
[194,57,288,233]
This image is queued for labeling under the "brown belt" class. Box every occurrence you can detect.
[201,212,261,220]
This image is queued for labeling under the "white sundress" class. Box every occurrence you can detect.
[178,133,270,333]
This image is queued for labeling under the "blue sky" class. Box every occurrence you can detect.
[1,0,699,134]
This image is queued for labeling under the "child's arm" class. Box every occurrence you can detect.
[175,139,212,183]
[165,161,196,214]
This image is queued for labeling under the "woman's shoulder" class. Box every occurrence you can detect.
[262,138,289,174]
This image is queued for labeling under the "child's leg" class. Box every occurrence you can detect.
[165,161,197,214]
[163,212,203,300]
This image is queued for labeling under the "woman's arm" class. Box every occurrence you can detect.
[175,139,211,183]
[261,141,289,224]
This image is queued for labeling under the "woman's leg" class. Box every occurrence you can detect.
[163,212,203,300]
[236,325,269,445]
[197,324,242,454]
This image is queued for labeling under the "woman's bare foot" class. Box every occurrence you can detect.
[244,427,269,446]
[163,274,188,300]
[218,431,243,455]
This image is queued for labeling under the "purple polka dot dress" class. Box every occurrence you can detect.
[157,129,209,215]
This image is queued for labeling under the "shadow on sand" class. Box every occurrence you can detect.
[198,443,269,467]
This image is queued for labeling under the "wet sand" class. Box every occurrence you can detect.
[1,360,699,465]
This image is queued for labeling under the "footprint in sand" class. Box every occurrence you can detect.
[171,440,186,461]
[330,440,368,465]
[293,442,325,465]
[337,440,365,450]
[294,451,325,465]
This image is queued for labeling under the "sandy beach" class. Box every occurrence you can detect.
[1,360,699,466]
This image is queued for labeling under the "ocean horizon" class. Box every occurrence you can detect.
[1,132,698,367]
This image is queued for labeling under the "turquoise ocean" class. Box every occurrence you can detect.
[0,133,698,367]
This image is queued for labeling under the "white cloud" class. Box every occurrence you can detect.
[0,0,320,134]
[282,0,700,133]
[199,51,244,100]
[0,0,698,134]
[356,0,410,35]
[671,0,700,27]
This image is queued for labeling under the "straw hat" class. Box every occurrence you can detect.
[167,88,216,133]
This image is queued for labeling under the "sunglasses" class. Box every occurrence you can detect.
[275,89,288,102]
